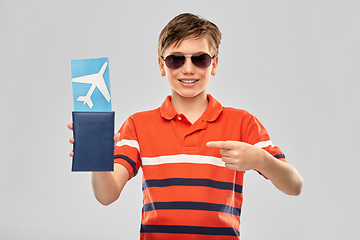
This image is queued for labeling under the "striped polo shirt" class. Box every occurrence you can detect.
[114,94,286,240]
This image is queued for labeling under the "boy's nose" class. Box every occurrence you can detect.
[182,57,195,74]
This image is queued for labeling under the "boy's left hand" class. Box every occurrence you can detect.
[206,141,265,171]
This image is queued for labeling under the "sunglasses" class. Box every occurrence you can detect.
[162,53,215,69]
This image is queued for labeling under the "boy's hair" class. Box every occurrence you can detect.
[158,13,222,57]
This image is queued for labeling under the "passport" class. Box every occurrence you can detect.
[72,111,114,171]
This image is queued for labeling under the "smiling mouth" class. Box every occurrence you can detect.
[179,79,198,84]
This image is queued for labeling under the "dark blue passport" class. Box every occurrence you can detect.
[72,112,114,171]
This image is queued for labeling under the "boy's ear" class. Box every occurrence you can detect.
[158,56,166,76]
[211,56,219,76]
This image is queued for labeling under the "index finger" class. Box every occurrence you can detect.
[207,141,240,149]
[67,123,73,130]
[206,141,228,149]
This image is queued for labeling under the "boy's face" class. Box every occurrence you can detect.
[158,37,218,100]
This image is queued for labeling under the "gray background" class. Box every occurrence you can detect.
[1,0,359,239]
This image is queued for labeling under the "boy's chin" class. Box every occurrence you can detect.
[172,90,207,99]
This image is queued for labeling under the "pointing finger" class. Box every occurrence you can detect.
[206,141,228,149]
[207,141,242,150]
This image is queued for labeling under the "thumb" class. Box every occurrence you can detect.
[114,132,121,145]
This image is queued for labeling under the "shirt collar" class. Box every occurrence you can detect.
[160,95,178,120]
[160,94,223,122]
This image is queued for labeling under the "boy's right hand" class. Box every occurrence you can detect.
[67,123,120,157]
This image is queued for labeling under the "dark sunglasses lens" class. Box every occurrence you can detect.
[191,53,212,68]
[165,55,185,69]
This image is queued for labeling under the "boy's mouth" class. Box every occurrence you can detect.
[179,79,198,84]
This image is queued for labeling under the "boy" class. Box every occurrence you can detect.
[69,13,303,239]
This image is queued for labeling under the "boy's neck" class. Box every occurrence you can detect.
[170,91,208,124]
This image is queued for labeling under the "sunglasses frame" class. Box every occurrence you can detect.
[162,53,215,70]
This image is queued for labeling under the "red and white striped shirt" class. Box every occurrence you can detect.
[114,94,286,240]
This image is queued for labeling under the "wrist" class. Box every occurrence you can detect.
[255,148,272,172]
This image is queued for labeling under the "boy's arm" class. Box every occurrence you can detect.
[68,124,130,205]
[91,163,130,205]
[207,141,303,196]
[254,150,303,196]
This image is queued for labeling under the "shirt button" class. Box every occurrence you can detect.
[177,116,182,121]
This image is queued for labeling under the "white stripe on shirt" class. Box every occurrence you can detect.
[142,154,225,168]
[116,139,140,152]
[253,140,274,149]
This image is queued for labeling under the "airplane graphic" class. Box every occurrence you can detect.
[71,62,110,109]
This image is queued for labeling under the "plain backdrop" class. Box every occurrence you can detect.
[0,0,359,239]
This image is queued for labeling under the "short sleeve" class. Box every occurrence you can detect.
[243,114,286,178]
[114,116,142,179]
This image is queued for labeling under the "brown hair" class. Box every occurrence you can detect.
[158,13,222,57]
